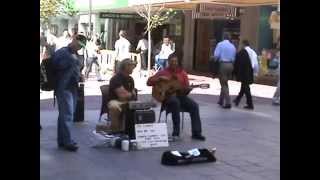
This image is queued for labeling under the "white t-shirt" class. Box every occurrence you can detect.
[86,41,99,58]
[158,43,174,59]
[55,37,72,51]
[136,39,148,51]
[115,37,131,61]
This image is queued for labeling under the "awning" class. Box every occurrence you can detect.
[129,0,279,9]
[75,0,129,12]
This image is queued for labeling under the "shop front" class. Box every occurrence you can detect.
[192,4,241,71]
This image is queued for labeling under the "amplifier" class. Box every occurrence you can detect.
[128,101,155,110]
[134,109,156,124]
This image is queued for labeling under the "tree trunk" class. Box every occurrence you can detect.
[148,30,151,73]
[147,4,152,74]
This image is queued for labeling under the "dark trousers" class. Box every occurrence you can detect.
[140,50,148,70]
[165,96,202,136]
[235,82,253,107]
[85,57,101,79]
[114,60,120,73]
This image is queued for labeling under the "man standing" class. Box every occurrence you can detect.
[114,30,131,73]
[147,53,205,141]
[84,36,102,81]
[136,33,148,71]
[156,36,174,70]
[107,59,137,132]
[214,33,236,109]
[233,40,259,110]
[53,34,87,152]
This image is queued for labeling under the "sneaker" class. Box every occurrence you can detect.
[168,136,181,142]
[243,105,254,110]
[233,99,239,106]
[272,100,280,105]
[222,104,232,109]
[58,142,77,148]
[191,134,206,141]
[63,144,79,152]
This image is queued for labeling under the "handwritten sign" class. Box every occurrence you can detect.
[135,123,169,148]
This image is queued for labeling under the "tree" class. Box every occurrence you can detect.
[60,0,79,17]
[40,0,64,24]
[135,3,177,73]
[40,0,78,26]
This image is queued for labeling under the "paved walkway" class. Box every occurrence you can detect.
[40,73,280,180]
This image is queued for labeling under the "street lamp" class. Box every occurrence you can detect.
[89,0,92,37]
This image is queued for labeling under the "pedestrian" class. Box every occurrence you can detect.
[214,33,237,109]
[233,40,259,110]
[53,34,87,152]
[46,29,57,56]
[55,29,72,51]
[272,50,280,105]
[84,36,102,81]
[156,36,174,70]
[114,30,131,73]
[40,32,47,57]
[136,32,148,71]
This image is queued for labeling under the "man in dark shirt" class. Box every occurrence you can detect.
[108,58,137,132]
[53,34,87,152]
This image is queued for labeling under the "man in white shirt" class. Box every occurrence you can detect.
[85,36,102,81]
[136,33,148,70]
[114,30,131,73]
[156,36,174,70]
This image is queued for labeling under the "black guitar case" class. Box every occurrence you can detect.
[161,148,217,166]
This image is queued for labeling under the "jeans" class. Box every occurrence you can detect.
[140,50,148,70]
[156,58,167,70]
[85,57,101,80]
[56,87,78,145]
[165,96,202,136]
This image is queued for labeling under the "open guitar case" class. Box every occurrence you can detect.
[161,148,217,166]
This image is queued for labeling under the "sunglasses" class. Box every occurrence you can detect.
[78,40,86,48]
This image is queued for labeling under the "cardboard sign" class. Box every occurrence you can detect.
[135,123,169,148]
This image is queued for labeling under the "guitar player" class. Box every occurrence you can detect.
[147,53,206,141]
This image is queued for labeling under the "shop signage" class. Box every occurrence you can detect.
[135,123,169,148]
[192,4,238,20]
[100,13,142,19]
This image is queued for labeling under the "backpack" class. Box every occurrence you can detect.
[40,57,57,91]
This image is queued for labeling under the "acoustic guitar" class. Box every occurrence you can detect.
[152,77,210,103]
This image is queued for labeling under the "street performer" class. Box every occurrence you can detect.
[107,58,137,132]
[147,53,206,141]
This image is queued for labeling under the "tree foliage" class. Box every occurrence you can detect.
[40,0,63,23]
[40,0,78,24]
[61,0,79,17]
[135,4,177,32]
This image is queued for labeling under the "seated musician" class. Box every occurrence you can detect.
[147,53,206,141]
[107,58,137,132]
